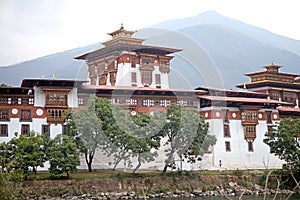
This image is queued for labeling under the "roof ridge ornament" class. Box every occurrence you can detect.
[107,24,135,38]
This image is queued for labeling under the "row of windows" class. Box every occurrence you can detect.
[0,97,34,105]
[0,109,32,122]
[132,72,161,86]
[0,124,66,137]
[225,141,253,152]
[104,98,196,107]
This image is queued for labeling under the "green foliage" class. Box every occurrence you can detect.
[7,132,48,179]
[0,172,16,200]
[0,142,13,172]
[65,95,107,172]
[98,101,162,173]
[159,104,214,172]
[264,118,300,169]
[46,134,80,178]
[233,168,243,177]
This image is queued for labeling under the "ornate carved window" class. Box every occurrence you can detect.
[46,92,68,106]
[241,110,258,123]
[99,74,107,85]
[0,109,10,121]
[20,110,32,122]
[47,109,66,124]
[0,124,8,137]
[243,125,256,142]
[241,108,259,142]
[141,71,152,86]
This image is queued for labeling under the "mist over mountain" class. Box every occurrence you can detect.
[1,11,299,89]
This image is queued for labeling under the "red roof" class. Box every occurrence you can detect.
[82,85,206,94]
[277,106,300,112]
[199,95,291,105]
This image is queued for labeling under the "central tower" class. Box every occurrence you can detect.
[75,24,181,89]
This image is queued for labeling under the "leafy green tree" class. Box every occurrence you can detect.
[65,95,107,172]
[9,132,47,179]
[46,134,80,178]
[104,106,161,172]
[159,104,213,172]
[130,112,162,173]
[0,142,13,173]
[264,118,300,169]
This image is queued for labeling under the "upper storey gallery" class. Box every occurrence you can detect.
[75,24,181,89]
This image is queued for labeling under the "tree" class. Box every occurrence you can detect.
[9,132,47,179]
[104,106,161,172]
[46,134,80,178]
[264,118,300,169]
[130,112,162,173]
[159,104,213,172]
[65,95,106,172]
[0,142,13,173]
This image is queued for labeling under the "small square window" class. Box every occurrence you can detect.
[29,98,34,105]
[78,98,84,105]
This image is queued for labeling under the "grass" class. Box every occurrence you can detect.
[24,168,266,182]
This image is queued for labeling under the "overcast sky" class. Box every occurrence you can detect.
[1,0,300,66]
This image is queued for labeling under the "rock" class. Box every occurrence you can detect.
[192,189,202,196]
[228,182,237,187]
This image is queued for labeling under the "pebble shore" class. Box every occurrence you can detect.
[24,185,296,200]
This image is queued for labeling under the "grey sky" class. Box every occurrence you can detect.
[1,0,300,66]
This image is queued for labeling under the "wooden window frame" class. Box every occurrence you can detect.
[0,109,10,121]
[223,124,231,137]
[20,110,32,122]
[21,124,30,136]
[248,141,254,152]
[225,141,231,152]
[42,124,50,136]
[0,124,8,137]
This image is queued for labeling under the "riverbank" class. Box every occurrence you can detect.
[13,170,298,199]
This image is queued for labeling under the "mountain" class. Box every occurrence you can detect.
[152,10,300,57]
[1,11,299,89]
